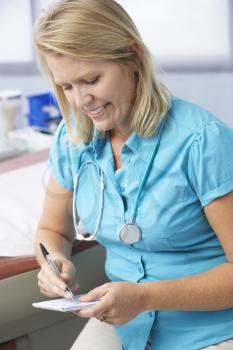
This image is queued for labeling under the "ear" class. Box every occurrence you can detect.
[127,42,141,66]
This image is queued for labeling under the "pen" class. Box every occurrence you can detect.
[39,242,74,301]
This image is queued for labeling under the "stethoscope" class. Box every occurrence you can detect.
[72,120,165,245]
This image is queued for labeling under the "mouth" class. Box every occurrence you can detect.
[83,103,109,119]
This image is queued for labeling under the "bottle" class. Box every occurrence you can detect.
[0,89,23,137]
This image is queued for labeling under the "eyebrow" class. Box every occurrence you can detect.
[55,72,99,86]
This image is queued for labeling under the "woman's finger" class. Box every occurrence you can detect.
[38,263,69,292]
[79,283,110,302]
[77,297,111,318]
[60,259,76,281]
[38,278,67,298]
[38,269,68,297]
[69,282,80,292]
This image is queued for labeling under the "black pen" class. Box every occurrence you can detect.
[39,243,74,301]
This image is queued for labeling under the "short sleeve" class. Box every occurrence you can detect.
[188,119,233,207]
[48,120,74,191]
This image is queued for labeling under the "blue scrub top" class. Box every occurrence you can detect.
[49,97,233,350]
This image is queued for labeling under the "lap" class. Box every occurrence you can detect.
[70,318,122,350]
[71,319,233,350]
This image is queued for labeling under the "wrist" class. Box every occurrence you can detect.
[52,252,71,260]
[137,282,152,312]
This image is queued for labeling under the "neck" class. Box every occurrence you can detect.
[110,127,133,143]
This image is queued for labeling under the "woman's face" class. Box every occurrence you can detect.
[45,54,137,134]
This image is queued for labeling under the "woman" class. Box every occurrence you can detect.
[34,0,233,349]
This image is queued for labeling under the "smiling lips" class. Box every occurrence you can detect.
[83,103,109,117]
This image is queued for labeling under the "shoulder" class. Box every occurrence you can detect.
[51,119,70,150]
[53,120,74,147]
[169,96,221,134]
[48,120,93,191]
[161,96,233,162]
[49,120,89,176]
[52,120,87,156]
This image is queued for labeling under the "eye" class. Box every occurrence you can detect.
[85,77,99,85]
[62,85,72,91]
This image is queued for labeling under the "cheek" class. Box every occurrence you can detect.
[127,76,137,102]
[105,85,134,111]
[64,92,75,108]
[117,75,136,106]
[99,73,131,104]
[97,83,115,102]
[117,84,136,112]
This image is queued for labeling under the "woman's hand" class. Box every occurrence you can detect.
[75,282,146,326]
[37,257,79,298]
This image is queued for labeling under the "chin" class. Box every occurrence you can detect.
[93,121,113,133]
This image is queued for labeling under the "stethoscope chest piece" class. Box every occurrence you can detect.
[119,223,141,245]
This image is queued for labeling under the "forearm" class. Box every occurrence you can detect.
[140,263,233,312]
[35,227,74,266]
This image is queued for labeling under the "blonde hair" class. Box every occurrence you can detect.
[34,0,171,144]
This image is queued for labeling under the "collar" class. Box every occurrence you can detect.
[123,121,164,162]
[91,118,165,162]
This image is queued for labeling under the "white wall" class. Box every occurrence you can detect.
[161,72,233,127]
[0,75,50,96]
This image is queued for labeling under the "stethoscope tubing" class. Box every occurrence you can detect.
[72,120,165,242]
[130,120,165,223]
[73,160,104,241]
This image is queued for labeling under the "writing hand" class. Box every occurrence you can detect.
[37,257,79,298]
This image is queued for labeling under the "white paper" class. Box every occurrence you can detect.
[32,295,100,312]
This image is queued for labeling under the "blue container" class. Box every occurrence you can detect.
[27,92,62,132]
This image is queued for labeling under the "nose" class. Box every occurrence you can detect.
[73,86,93,110]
